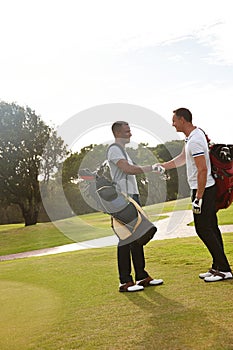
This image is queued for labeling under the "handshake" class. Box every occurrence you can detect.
[151,163,165,174]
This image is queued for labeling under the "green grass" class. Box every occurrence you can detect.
[0,234,233,349]
[0,198,232,256]
[0,199,233,349]
[216,206,233,225]
[0,216,113,255]
[144,197,192,217]
[0,222,74,255]
[145,198,233,225]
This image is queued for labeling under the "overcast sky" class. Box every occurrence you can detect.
[1,0,233,149]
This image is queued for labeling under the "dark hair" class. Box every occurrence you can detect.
[111,121,129,136]
[173,108,192,122]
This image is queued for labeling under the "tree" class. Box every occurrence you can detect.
[0,101,67,226]
[62,144,108,215]
[151,140,189,200]
[62,144,97,184]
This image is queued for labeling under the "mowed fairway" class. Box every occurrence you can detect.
[0,233,233,350]
[0,200,233,349]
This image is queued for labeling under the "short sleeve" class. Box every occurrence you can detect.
[107,145,126,164]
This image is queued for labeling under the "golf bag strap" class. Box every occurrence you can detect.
[107,143,129,160]
[199,128,211,145]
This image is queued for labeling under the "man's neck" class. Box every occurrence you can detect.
[115,139,127,148]
[184,125,196,137]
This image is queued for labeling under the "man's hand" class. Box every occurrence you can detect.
[192,198,203,214]
[152,164,165,174]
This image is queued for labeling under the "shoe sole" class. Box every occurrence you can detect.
[204,277,233,283]
[119,288,144,292]
[137,279,164,287]
[148,281,164,287]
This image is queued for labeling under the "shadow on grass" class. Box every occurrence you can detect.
[122,286,233,350]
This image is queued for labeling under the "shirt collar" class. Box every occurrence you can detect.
[185,127,198,143]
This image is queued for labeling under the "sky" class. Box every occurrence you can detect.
[1,0,233,150]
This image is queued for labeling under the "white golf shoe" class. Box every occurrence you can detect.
[204,271,233,282]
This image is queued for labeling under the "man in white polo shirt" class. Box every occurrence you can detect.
[159,108,232,282]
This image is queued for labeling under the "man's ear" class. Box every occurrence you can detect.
[115,130,121,138]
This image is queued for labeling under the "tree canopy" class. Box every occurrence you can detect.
[0,101,67,225]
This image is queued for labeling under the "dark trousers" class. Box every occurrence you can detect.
[117,194,149,284]
[192,185,231,272]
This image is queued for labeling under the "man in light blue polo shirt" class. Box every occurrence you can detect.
[108,121,164,292]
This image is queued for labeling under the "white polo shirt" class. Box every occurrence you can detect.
[185,128,215,189]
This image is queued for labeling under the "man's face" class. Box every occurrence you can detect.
[117,124,132,144]
[172,113,184,132]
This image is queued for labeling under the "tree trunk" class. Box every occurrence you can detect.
[20,199,39,226]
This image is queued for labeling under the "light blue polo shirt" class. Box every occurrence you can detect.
[107,144,139,195]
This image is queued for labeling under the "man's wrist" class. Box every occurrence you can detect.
[196,194,203,200]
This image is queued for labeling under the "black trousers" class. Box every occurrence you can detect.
[117,194,149,284]
[192,185,231,272]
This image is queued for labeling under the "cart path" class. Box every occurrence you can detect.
[1,210,233,261]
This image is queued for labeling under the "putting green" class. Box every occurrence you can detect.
[0,280,61,349]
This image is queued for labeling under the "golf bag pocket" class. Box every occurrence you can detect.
[209,144,233,210]
[111,197,157,246]
[111,217,133,240]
